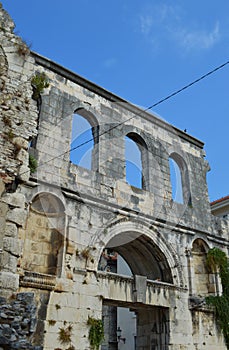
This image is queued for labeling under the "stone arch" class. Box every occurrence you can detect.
[125,132,149,190]
[21,192,65,277]
[30,191,65,214]
[91,218,184,287]
[192,238,208,253]
[74,107,99,129]
[70,107,99,171]
[93,219,180,350]
[169,152,191,205]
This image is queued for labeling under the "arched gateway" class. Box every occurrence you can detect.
[89,219,186,350]
[92,218,184,287]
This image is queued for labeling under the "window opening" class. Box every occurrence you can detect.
[125,135,143,189]
[70,113,94,170]
[169,157,183,204]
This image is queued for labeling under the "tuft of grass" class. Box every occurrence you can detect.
[2,115,12,127]
[81,247,91,260]
[6,130,14,141]
[31,72,49,100]
[55,304,61,310]
[58,324,73,345]
[16,39,31,57]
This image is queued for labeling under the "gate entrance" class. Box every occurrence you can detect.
[97,229,173,350]
[102,300,169,350]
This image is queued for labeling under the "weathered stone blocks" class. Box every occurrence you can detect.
[0,293,43,349]
[2,193,25,208]
[6,208,27,227]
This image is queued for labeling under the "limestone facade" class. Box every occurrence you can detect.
[0,4,228,350]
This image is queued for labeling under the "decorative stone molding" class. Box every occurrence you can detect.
[19,271,56,290]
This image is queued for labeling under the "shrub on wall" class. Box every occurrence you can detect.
[31,72,49,100]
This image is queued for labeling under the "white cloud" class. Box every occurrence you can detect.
[176,22,220,51]
[139,4,181,34]
[138,4,220,52]
[157,3,181,23]
[140,14,153,35]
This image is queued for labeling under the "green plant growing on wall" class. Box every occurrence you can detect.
[58,324,73,345]
[31,72,49,100]
[6,129,14,141]
[48,319,56,326]
[75,248,80,256]
[206,247,229,349]
[2,115,12,127]
[81,247,94,266]
[81,247,91,260]
[87,316,104,350]
[29,154,37,173]
[16,39,30,57]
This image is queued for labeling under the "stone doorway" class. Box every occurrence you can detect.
[102,300,169,350]
[98,239,171,350]
[96,224,177,350]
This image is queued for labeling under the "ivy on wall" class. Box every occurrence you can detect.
[206,247,229,349]
[87,316,104,350]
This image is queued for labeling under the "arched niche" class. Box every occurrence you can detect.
[125,132,149,190]
[191,238,213,296]
[31,192,65,214]
[70,108,99,171]
[21,192,65,277]
[169,152,191,205]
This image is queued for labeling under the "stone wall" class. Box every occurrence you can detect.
[0,3,228,350]
[0,3,39,296]
[0,292,44,350]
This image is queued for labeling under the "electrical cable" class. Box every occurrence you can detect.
[146,59,229,110]
[18,59,229,177]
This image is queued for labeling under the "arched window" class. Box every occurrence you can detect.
[125,133,148,190]
[70,109,98,170]
[169,157,183,203]
[169,153,191,205]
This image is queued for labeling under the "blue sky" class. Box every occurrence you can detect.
[2,0,229,201]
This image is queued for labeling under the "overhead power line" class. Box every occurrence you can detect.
[146,59,229,111]
[19,59,229,177]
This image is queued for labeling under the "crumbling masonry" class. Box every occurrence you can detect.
[0,4,228,350]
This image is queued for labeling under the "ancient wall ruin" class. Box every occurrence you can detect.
[0,3,229,350]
